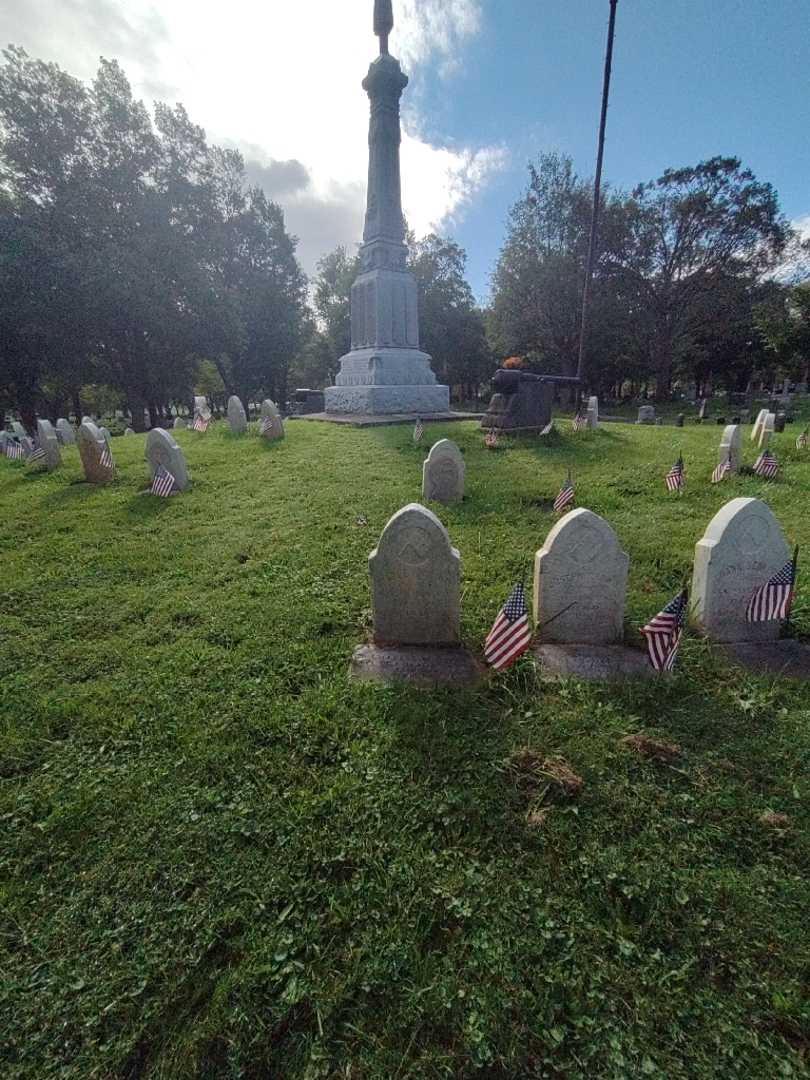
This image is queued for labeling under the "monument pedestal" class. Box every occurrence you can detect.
[535,644,654,682]
[351,644,484,688]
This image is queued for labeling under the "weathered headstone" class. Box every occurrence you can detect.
[173,417,188,430]
[422,439,464,505]
[193,395,212,420]
[77,421,114,484]
[259,399,284,441]
[99,426,112,447]
[675,413,685,427]
[56,418,75,444]
[350,503,480,686]
[751,408,769,442]
[718,424,741,473]
[586,395,599,429]
[758,412,775,449]
[35,420,61,471]
[774,412,787,433]
[636,405,655,424]
[124,427,135,436]
[532,508,650,680]
[144,428,190,492]
[227,395,247,434]
[11,421,27,441]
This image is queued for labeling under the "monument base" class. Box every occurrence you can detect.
[325,384,450,416]
[350,644,484,688]
[535,643,655,682]
[720,640,810,678]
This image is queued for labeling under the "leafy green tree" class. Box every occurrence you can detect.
[312,245,360,379]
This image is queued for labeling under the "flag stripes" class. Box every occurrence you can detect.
[553,476,575,513]
[665,455,684,492]
[753,450,778,479]
[711,457,731,484]
[796,429,808,450]
[99,443,114,472]
[27,447,47,467]
[413,417,424,443]
[4,440,23,460]
[746,559,795,623]
[484,430,499,449]
[193,413,210,432]
[641,589,688,672]
[150,464,176,497]
[484,583,532,672]
[571,413,587,432]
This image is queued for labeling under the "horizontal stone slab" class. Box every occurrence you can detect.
[534,643,655,682]
[289,411,482,427]
[719,640,810,678]
[350,644,485,688]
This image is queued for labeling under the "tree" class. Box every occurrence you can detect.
[312,245,359,380]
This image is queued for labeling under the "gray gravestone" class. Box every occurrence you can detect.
[751,408,769,442]
[636,405,655,424]
[145,428,190,492]
[586,395,599,429]
[718,424,741,473]
[259,399,285,441]
[691,497,789,643]
[774,412,787,433]
[77,421,114,484]
[11,421,27,441]
[758,412,775,449]
[227,395,248,434]
[36,420,61,471]
[675,414,685,427]
[698,398,709,420]
[56,418,75,444]
[422,439,464,505]
[194,395,211,420]
[173,417,188,430]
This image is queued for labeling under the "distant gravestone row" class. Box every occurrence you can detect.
[351,495,806,687]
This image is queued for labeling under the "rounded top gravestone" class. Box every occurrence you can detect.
[144,428,190,492]
[227,395,248,434]
[422,439,464,505]
[533,508,629,645]
[36,419,61,471]
[259,399,284,440]
[173,417,188,430]
[691,497,790,643]
[194,395,211,419]
[369,503,460,645]
[77,421,114,484]
[636,405,655,424]
[758,412,775,448]
[56,418,75,444]
[719,424,741,472]
[751,408,769,442]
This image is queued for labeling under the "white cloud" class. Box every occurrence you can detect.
[0,0,503,272]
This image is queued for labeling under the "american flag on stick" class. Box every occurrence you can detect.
[27,446,47,468]
[5,440,23,460]
[150,464,176,497]
[99,443,114,473]
[553,472,575,513]
[711,456,731,484]
[796,428,808,450]
[641,588,688,673]
[746,549,797,623]
[571,412,587,432]
[665,454,685,493]
[193,413,210,433]
[413,416,424,443]
[752,449,778,479]
[484,582,533,672]
[258,416,274,435]
[484,430,499,449]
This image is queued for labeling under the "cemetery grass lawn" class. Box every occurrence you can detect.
[2,418,810,1080]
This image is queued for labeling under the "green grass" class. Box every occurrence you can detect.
[1,418,809,1079]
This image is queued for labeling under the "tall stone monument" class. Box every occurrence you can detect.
[324,1,449,416]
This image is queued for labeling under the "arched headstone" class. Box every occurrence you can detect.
[173,417,188,430]
[758,412,775,449]
[692,497,789,643]
[586,396,599,429]
[259,399,284,441]
[422,439,464,505]
[144,428,190,492]
[227,395,247,434]
[751,408,769,442]
[77,421,114,484]
[636,405,655,424]
[56,419,75,444]
[718,424,741,473]
[36,419,61,471]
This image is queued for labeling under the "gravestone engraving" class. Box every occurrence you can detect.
[144,428,190,492]
[422,439,464,504]
[56,418,75,444]
[691,497,789,643]
[718,424,741,473]
[227,395,248,434]
[36,419,61,471]
[259,399,285,441]
[636,405,655,424]
[77,421,114,484]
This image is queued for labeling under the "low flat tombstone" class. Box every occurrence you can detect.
[36,419,61,471]
[689,498,810,674]
[77,421,114,484]
[56,418,75,444]
[259,399,284,441]
[532,508,650,680]
[227,395,247,434]
[718,424,741,473]
[144,428,190,492]
[350,503,481,687]
[636,405,655,424]
[586,396,599,429]
[758,412,775,449]
[774,412,787,433]
[422,439,464,505]
[751,408,769,442]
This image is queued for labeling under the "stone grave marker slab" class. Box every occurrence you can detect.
[259,399,284,440]
[758,412,775,449]
[636,405,655,424]
[145,428,190,492]
[751,408,769,442]
[586,396,599,429]
[77,421,114,484]
[422,439,464,505]
[227,395,247,434]
[173,417,188,430]
[718,424,741,473]
[56,419,75,444]
[36,419,61,471]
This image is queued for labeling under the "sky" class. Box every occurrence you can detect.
[1,0,808,300]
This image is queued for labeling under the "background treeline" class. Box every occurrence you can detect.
[1,48,809,428]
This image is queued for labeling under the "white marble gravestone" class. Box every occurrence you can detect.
[124,427,135,436]
[11,421,27,441]
[77,421,114,484]
[718,424,741,473]
[259,399,284,441]
[532,508,650,680]
[173,417,187,430]
[758,412,775,449]
[56,419,75,444]
[587,396,599,429]
[35,420,61,471]
[144,428,190,492]
[227,395,248,434]
[636,405,655,424]
[691,498,789,644]
[751,409,769,442]
[193,395,211,420]
[422,439,464,505]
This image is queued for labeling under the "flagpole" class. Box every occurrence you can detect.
[787,544,799,626]
[576,0,619,387]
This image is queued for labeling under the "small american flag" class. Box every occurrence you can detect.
[5,440,23,460]
[27,446,47,468]
[151,464,176,497]
[413,417,424,443]
[641,588,688,672]
[553,474,575,513]
[258,416,273,435]
[193,413,210,433]
[746,557,796,623]
[711,456,731,484]
[796,429,808,450]
[540,419,554,436]
[753,449,778,479]
[99,443,114,473]
[665,454,684,492]
[484,583,532,672]
[571,412,587,432]
[484,430,499,449]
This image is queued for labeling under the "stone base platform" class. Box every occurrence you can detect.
[351,644,485,688]
[720,640,810,678]
[289,411,482,428]
[535,643,655,682]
